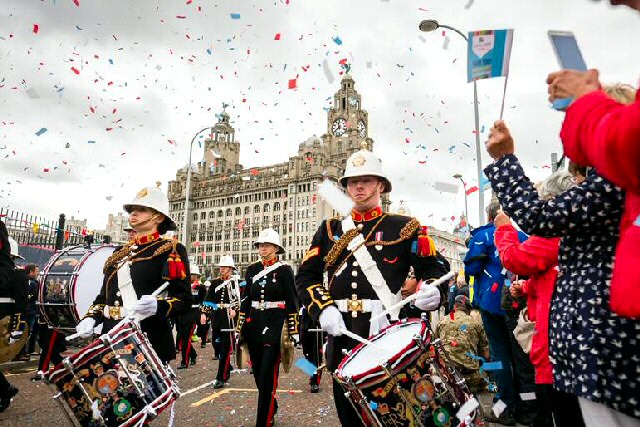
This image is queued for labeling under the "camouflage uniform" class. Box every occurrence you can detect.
[435,310,489,393]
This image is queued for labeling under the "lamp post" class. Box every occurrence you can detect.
[453,173,469,222]
[181,126,214,249]
[419,19,485,225]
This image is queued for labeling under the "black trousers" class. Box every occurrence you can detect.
[333,378,365,426]
[247,336,281,427]
[300,324,323,385]
[545,385,585,427]
[177,321,197,365]
[38,328,65,372]
[196,322,209,345]
[215,329,234,382]
[0,372,10,395]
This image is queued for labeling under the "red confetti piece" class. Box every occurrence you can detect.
[106,127,113,131]
[451,340,458,347]
[186,0,192,3]
[43,168,49,172]
[176,15,186,19]
[274,33,281,40]
[89,106,95,113]
[70,67,80,74]
[33,24,39,34]
[72,0,80,5]
[491,283,499,293]
[288,79,297,89]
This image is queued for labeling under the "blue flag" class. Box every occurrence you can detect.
[467,29,514,82]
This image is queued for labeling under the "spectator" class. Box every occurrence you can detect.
[463,199,533,426]
[20,264,40,359]
[494,170,585,427]
[436,295,489,394]
[485,114,639,426]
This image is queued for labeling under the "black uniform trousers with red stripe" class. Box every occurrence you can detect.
[246,328,281,427]
[215,326,234,382]
[38,325,66,372]
[177,310,198,366]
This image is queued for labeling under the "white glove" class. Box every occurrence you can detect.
[414,282,441,311]
[133,295,158,320]
[76,317,97,338]
[319,306,346,337]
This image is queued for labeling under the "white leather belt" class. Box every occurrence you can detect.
[335,298,383,318]
[251,301,285,310]
[0,297,15,304]
[191,304,200,308]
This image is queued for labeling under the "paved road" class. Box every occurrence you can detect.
[0,343,339,427]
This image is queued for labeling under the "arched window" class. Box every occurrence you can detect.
[244,206,250,215]
[235,207,242,216]
[274,202,280,211]
[200,212,206,220]
[192,213,198,221]
[217,209,224,218]
[208,211,215,219]
[254,205,261,213]
[226,208,232,216]
[263,203,270,213]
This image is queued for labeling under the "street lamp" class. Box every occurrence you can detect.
[419,19,485,226]
[453,173,469,222]
[181,126,215,249]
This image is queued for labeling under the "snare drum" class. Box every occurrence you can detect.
[48,320,180,427]
[40,245,116,330]
[334,319,480,427]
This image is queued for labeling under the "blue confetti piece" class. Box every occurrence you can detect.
[206,48,212,55]
[230,13,241,19]
[369,401,378,411]
[294,358,317,377]
[459,324,468,332]
[35,127,48,136]
[411,240,418,254]
[239,280,246,288]
[332,36,343,45]
[634,215,640,227]
[202,301,220,310]
[481,125,485,133]
[465,352,486,363]
[87,140,96,144]
[504,279,511,288]
[480,361,503,372]
[108,59,114,64]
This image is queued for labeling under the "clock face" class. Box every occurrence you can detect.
[357,120,366,138]
[332,118,347,136]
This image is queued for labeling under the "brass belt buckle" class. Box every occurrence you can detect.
[348,294,363,318]
[258,301,266,310]
[108,305,122,320]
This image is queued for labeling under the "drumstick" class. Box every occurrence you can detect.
[369,271,455,322]
[339,328,383,350]
[67,282,171,341]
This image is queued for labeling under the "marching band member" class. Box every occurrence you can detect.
[201,255,238,388]
[75,184,192,364]
[296,143,450,426]
[177,264,205,369]
[237,229,298,427]
[299,306,323,393]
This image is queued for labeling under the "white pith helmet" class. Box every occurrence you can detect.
[8,237,24,260]
[339,141,391,193]
[191,264,201,276]
[254,228,285,254]
[217,255,237,270]
[123,182,176,232]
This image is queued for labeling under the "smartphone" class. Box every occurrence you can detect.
[548,31,588,110]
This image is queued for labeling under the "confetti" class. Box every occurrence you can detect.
[480,361,503,372]
[274,33,281,40]
[332,36,343,45]
[70,67,80,75]
[33,24,39,34]
[492,400,507,417]
[288,79,297,89]
[230,13,241,19]
[294,358,317,377]
[35,127,48,136]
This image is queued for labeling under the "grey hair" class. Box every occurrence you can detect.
[538,170,575,200]
[486,198,501,222]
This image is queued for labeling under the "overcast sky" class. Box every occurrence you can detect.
[1,0,639,232]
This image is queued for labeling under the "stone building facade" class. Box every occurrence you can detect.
[167,75,390,277]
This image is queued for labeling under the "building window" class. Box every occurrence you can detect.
[214,243,221,252]
[226,208,232,216]
[263,203,270,213]
[241,253,249,263]
[232,242,239,251]
[242,241,250,250]
[274,202,280,211]
[215,233,221,241]
[224,243,230,252]
[233,229,240,239]
[217,210,223,218]
[192,213,198,221]
[224,231,230,240]
[209,211,215,219]
[244,206,250,215]
[263,215,269,224]
[254,205,261,213]
[235,207,242,215]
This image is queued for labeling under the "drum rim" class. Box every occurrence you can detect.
[335,319,430,387]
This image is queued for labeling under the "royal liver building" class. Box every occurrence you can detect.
[167,75,388,277]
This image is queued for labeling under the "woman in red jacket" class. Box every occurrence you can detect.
[494,170,583,427]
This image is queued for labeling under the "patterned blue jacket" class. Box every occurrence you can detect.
[486,154,639,419]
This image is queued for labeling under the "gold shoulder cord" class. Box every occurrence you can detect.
[103,239,174,297]
[365,217,420,247]
[326,215,387,289]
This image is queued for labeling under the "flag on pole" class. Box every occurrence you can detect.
[467,29,514,82]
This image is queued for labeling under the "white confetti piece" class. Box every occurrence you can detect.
[456,397,479,421]
[492,399,507,417]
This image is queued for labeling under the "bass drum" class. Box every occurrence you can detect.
[39,244,116,331]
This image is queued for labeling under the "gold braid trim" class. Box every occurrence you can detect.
[324,227,360,267]
[103,244,133,274]
[325,217,341,242]
[365,217,420,247]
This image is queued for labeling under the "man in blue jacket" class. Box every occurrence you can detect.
[464,199,530,425]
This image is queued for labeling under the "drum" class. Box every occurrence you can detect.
[334,318,480,427]
[48,319,180,427]
[39,245,116,330]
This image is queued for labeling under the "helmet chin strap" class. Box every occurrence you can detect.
[131,213,161,230]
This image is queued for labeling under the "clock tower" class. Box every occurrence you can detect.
[325,74,371,164]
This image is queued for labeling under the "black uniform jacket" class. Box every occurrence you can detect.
[295,212,450,369]
[178,281,206,325]
[85,238,192,362]
[202,278,238,331]
[0,268,28,320]
[238,261,298,345]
